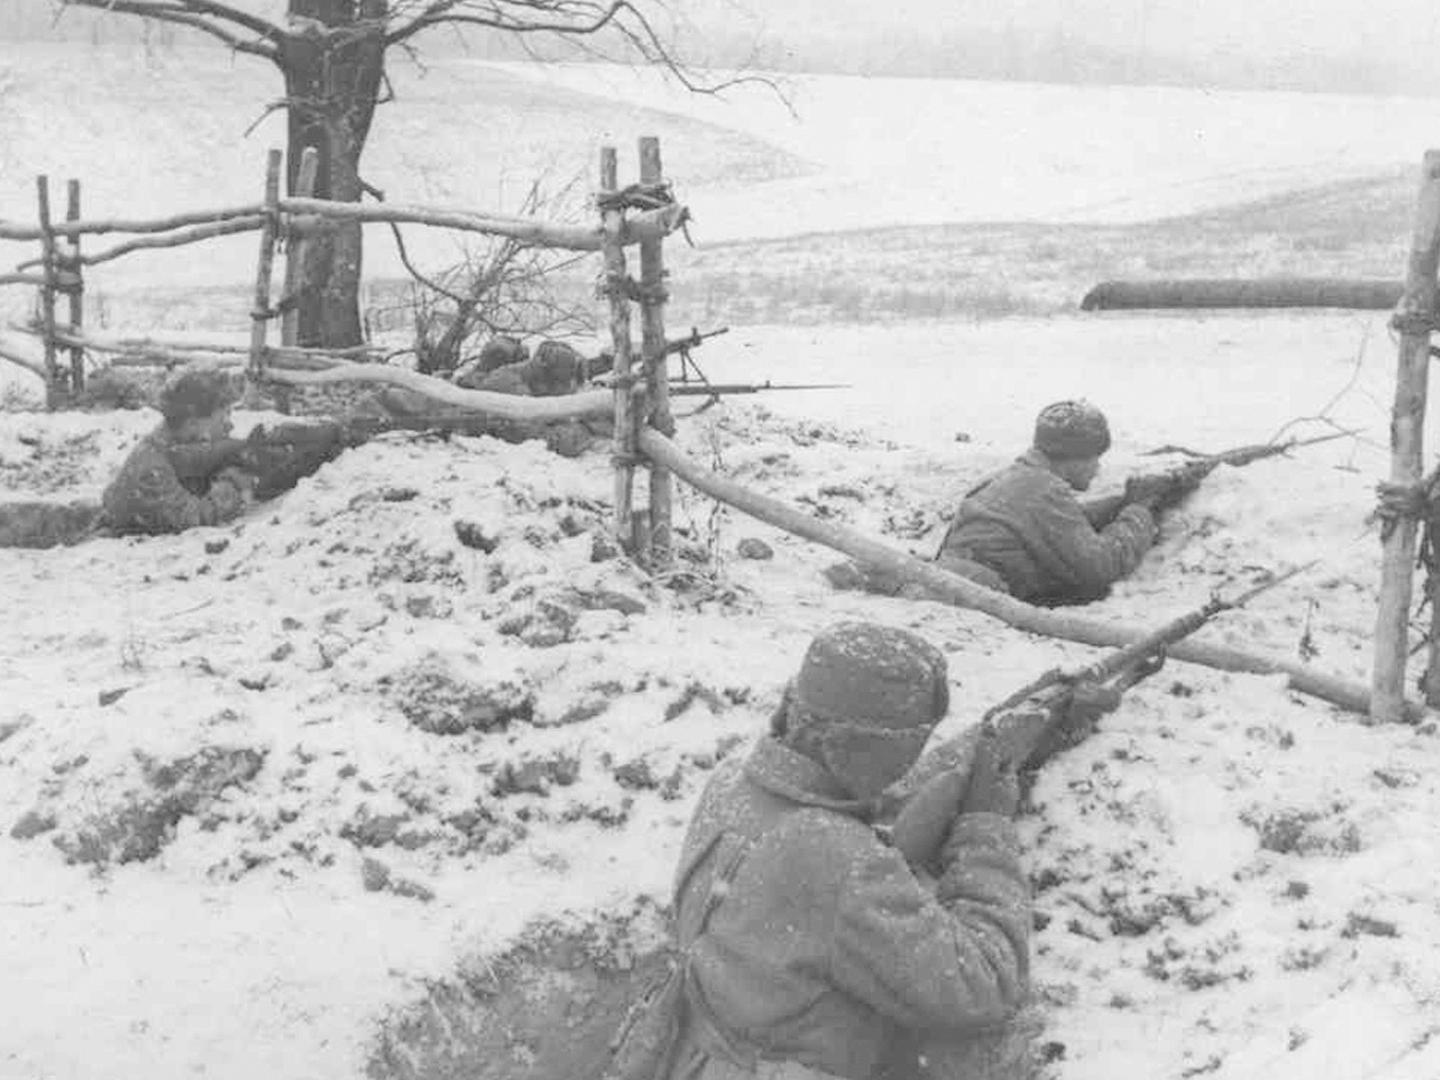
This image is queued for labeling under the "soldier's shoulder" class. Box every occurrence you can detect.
[974,459,1069,507]
[774,803,878,853]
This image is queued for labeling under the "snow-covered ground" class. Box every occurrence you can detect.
[4,42,1440,1080]
[488,61,1440,235]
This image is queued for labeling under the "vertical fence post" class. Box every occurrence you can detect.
[281,146,320,349]
[35,175,60,409]
[638,135,674,569]
[1372,148,1440,723]
[64,179,85,393]
[601,146,638,553]
[249,149,284,381]
[1425,537,1440,706]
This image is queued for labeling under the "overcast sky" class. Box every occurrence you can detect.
[27,0,1434,59]
[694,0,1436,59]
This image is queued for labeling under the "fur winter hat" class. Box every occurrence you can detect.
[1033,399,1111,460]
[791,621,950,732]
[476,335,529,375]
[158,365,237,427]
[527,340,584,396]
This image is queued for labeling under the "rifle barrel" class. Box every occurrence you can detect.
[921,567,1319,806]
[669,382,849,396]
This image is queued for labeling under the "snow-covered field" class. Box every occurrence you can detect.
[4,43,1440,1080]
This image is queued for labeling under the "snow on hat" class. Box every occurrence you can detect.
[1033,399,1111,459]
[158,365,237,426]
[792,621,950,732]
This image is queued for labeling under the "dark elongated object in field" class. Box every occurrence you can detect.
[1080,277,1408,311]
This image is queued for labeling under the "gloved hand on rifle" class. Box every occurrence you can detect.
[889,735,1019,874]
[1022,679,1123,772]
[1159,467,1205,510]
[1122,472,1173,510]
[1125,467,1205,513]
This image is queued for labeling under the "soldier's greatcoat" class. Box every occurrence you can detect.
[101,428,251,535]
[666,737,1030,1080]
[938,449,1156,604]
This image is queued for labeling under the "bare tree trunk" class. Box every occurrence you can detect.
[281,0,386,348]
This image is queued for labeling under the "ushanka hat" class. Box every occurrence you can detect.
[1033,399,1112,459]
[792,621,950,732]
[158,365,238,426]
[528,340,584,396]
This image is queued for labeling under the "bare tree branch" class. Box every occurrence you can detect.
[243,98,291,137]
[60,0,286,45]
[385,0,785,101]
[388,0,622,44]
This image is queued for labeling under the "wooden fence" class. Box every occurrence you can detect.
[1078,152,1440,722]
[0,144,1425,723]
[0,141,684,567]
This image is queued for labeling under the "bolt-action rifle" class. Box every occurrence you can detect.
[168,415,492,501]
[586,325,731,380]
[668,380,850,397]
[884,565,1309,867]
[1081,431,1351,528]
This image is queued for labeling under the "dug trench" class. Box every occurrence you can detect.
[366,910,672,1080]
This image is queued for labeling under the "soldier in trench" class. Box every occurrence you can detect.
[382,337,597,457]
[932,400,1162,605]
[660,621,1033,1080]
[0,366,262,546]
[99,365,259,535]
[101,364,350,536]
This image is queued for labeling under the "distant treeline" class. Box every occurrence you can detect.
[6,1,1435,99]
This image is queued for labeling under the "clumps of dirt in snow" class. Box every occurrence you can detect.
[0,421,771,907]
[382,653,537,735]
[0,410,149,494]
[4,398,1431,1080]
[701,405,992,558]
[1017,667,1440,1079]
[7,715,268,868]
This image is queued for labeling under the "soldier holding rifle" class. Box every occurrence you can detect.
[935,400,1188,605]
[619,622,1034,1080]
[100,365,260,535]
[101,364,350,535]
[614,572,1277,1080]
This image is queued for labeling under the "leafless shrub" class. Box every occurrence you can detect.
[379,175,596,376]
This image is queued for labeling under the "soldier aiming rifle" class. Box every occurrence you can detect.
[103,365,421,535]
[931,400,1346,606]
[609,622,1031,1080]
